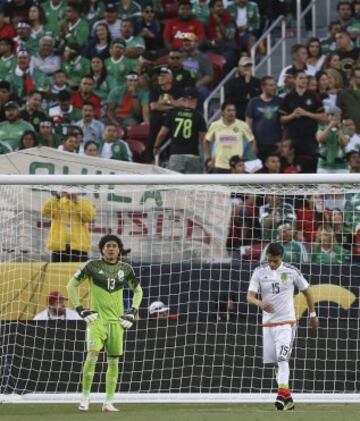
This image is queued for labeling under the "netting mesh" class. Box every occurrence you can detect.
[0,183,359,396]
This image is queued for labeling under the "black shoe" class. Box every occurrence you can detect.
[285,397,295,410]
[274,395,286,411]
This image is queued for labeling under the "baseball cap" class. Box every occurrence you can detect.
[149,301,170,315]
[158,66,173,75]
[48,291,67,305]
[238,56,252,66]
[111,38,126,48]
[105,3,118,12]
[183,32,198,41]
[183,87,198,99]
[4,101,19,110]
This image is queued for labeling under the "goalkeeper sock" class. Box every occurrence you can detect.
[105,357,119,402]
[82,354,98,397]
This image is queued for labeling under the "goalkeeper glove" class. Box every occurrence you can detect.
[119,308,137,329]
[76,306,98,323]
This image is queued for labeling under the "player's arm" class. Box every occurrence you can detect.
[119,270,143,329]
[247,269,274,313]
[66,268,98,323]
[154,125,170,153]
[302,287,319,329]
[247,290,274,313]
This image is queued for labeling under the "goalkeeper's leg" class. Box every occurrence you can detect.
[79,351,99,411]
[101,323,124,412]
[102,356,120,412]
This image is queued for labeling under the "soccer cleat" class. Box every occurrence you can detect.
[102,402,119,412]
[285,396,295,410]
[78,398,90,411]
[274,395,286,411]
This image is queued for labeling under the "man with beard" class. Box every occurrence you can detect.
[163,0,205,50]
[33,291,81,320]
[0,101,34,151]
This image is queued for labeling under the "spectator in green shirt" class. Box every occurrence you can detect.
[311,226,350,264]
[61,43,91,88]
[37,120,62,148]
[6,50,51,99]
[14,20,39,55]
[43,0,66,37]
[120,18,145,61]
[59,2,90,50]
[0,101,34,151]
[0,38,16,80]
[192,0,210,24]
[107,72,149,127]
[105,39,134,86]
[100,123,133,161]
[90,56,117,102]
[260,223,310,264]
[316,110,348,173]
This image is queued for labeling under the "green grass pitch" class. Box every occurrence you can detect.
[1,403,360,421]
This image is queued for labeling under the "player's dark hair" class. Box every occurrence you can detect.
[266,243,284,257]
[99,235,123,255]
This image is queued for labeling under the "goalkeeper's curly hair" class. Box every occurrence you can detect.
[98,234,124,256]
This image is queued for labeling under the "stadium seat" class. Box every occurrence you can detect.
[117,125,126,140]
[162,0,179,18]
[126,124,150,145]
[154,54,169,66]
[127,139,146,163]
[206,53,226,85]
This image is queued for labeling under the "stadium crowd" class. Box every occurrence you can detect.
[0,0,359,261]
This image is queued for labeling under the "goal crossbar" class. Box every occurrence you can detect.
[0,173,360,185]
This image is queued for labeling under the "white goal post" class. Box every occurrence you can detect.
[0,173,360,404]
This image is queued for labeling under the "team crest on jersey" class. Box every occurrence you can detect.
[117,270,125,281]
[280,272,288,283]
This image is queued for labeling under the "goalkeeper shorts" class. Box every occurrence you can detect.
[262,324,297,364]
[86,320,124,356]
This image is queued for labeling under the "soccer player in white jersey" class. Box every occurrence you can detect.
[247,242,319,411]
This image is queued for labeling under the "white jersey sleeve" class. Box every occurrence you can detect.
[293,268,310,292]
[248,267,260,293]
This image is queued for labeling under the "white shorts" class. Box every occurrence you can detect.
[262,324,297,364]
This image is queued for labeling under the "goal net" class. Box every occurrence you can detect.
[0,174,359,403]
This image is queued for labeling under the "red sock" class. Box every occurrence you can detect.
[278,388,291,398]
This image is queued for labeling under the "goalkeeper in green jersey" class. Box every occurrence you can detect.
[67,234,143,412]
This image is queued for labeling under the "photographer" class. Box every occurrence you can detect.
[42,190,96,262]
[316,110,349,173]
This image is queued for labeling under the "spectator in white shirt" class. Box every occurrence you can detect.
[33,291,81,320]
[32,35,61,76]
[75,102,104,144]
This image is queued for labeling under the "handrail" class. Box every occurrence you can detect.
[296,0,317,43]
[204,15,287,125]
[250,15,286,77]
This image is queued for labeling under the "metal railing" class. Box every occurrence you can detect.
[204,15,287,124]
[250,15,286,77]
[296,0,331,43]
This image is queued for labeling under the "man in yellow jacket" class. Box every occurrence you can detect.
[42,191,96,262]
